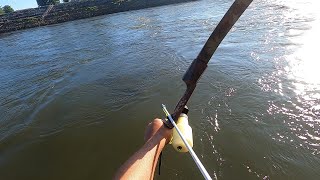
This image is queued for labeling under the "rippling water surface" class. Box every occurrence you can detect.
[0,0,319,179]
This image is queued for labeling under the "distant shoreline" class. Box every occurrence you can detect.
[0,0,196,34]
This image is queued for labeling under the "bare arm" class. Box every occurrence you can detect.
[114,118,172,180]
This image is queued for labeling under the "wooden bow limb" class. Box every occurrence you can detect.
[170,0,253,122]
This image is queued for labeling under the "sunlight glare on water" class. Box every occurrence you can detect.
[265,0,320,155]
[285,0,320,85]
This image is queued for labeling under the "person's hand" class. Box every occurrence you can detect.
[144,118,172,144]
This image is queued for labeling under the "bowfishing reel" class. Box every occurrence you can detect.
[163,106,193,153]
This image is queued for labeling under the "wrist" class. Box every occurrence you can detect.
[146,126,172,145]
[158,125,172,144]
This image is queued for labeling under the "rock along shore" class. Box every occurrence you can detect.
[0,0,195,34]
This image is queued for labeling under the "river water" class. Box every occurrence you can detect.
[0,0,319,179]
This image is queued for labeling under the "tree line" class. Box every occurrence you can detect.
[0,5,14,15]
[36,0,71,6]
[0,0,73,15]
[36,0,60,6]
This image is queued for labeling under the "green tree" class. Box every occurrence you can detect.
[0,7,4,15]
[52,0,60,5]
[3,5,14,13]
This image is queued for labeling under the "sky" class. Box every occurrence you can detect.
[0,0,39,10]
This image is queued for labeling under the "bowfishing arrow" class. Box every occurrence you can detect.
[161,0,253,179]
